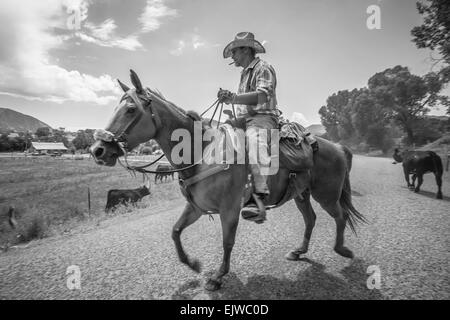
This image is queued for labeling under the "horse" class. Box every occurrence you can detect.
[90,70,366,291]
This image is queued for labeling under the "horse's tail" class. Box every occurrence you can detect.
[342,145,353,172]
[340,146,367,235]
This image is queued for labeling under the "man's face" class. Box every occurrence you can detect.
[231,47,247,67]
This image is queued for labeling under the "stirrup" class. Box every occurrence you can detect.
[240,193,266,224]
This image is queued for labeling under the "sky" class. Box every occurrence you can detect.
[0,0,448,131]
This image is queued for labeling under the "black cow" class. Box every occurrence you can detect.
[105,185,150,212]
[155,163,174,183]
[393,149,443,199]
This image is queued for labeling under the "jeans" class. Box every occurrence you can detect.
[245,114,279,195]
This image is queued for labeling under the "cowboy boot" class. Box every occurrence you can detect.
[240,193,266,224]
[240,174,269,224]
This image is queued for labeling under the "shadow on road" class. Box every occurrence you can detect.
[351,190,364,197]
[400,186,449,202]
[415,190,450,202]
[172,258,387,300]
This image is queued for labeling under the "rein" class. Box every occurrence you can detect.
[123,96,237,176]
[124,158,203,175]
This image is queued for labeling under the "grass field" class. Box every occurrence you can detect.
[1,142,449,249]
[0,155,184,248]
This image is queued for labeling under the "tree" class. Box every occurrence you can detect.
[51,128,69,146]
[72,129,95,151]
[350,89,393,151]
[35,127,51,139]
[319,89,358,142]
[411,0,450,112]
[0,134,11,151]
[368,65,444,145]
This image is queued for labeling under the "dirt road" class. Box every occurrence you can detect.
[1,155,449,299]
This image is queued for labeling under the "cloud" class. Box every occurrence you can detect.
[70,12,143,51]
[67,0,177,50]
[139,0,178,33]
[170,33,208,56]
[85,18,116,41]
[0,0,180,105]
[192,34,206,49]
[0,0,121,105]
[290,112,311,127]
[170,40,186,56]
[75,30,143,51]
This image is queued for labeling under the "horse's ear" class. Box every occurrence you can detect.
[117,79,130,92]
[130,69,143,94]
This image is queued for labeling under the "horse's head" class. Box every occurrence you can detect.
[90,70,162,166]
[393,148,404,163]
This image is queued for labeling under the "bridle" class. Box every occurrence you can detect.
[93,89,235,179]
[116,88,161,145]
[94,88,161,152]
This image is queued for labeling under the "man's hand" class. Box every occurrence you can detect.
[246,105,257,116]
[217,88,234,104]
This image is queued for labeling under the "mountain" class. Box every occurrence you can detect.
[307,124,326,136]
[0,108,51,132]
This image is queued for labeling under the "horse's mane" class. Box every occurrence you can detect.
[147,87,189,118]
[146,87,213,128]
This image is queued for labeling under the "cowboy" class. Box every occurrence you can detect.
[218,32,279,223]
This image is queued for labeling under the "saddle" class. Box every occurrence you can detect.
[182,112,318,222]
[278,121,317,172]
[202,117,317,170]
[239,120,318,223]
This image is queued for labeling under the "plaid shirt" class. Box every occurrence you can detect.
[236,57,278,117]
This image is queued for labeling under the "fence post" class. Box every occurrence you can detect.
[87,186,91,216]
[446,145,449,172]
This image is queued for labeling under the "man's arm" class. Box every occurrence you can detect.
[231,91,268,106]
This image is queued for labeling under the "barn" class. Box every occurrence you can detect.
[29,142,68,155]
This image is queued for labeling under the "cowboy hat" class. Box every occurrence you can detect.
[223,32,266,59]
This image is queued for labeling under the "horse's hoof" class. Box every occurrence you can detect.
[205,278,222,291]
[285,248,307,261]
[437,193,443,199]
[334,246,354,259]
[414,189,420,193]
[189,259,202,273]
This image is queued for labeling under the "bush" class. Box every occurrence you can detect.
[355,142,370,153]
[61,205,86,223]
[18,214,48,243]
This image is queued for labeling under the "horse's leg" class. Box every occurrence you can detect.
[285,192,316,261]
[404,166,413,189]
[435,172,443,199]
[321,201,354,259]
[171,203,203,272]
[412,173,417,188]
[414,173,423,193]
[205,209,240,291]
